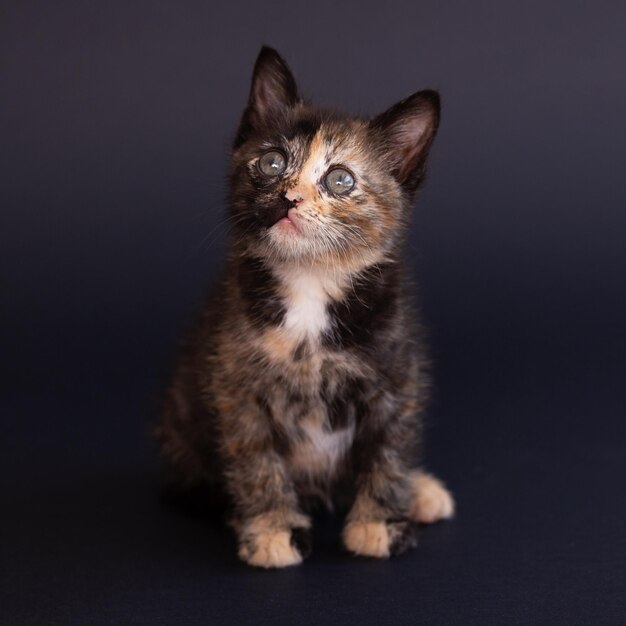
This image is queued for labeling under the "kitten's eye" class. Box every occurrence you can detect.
[324,168,355,195]
[258,150,286,176]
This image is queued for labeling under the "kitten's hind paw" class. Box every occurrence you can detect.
[408,470,455,524]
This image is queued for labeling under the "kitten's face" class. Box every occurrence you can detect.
[229,47,439,266]
[231,112,403,265]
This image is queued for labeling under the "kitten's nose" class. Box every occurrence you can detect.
[285,190,304,205]
[279,194,297,210]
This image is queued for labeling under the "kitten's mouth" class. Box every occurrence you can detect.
[274,209,302,234]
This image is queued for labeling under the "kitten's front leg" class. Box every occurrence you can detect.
[217,398,311,568]
[343,469,455,559]
[343,446,455,558]
[343,462,418,559]
[342,404,421,559]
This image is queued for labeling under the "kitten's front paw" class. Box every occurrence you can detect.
[409,471,455,524]
[343,521,390,558]
[343,518,417,558]
[237,514,312,569]
[239,529,305,568]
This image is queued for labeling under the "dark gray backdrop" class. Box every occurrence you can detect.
[2,1,625,624]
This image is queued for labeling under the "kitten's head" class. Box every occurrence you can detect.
[229,47,439,267]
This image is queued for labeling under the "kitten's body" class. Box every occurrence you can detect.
[156,48,454,568]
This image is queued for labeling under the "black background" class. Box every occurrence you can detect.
[2,1,625,624]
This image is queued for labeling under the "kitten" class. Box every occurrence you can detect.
[156,46,454,568]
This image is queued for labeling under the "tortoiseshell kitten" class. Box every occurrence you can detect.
[156,47,454,568]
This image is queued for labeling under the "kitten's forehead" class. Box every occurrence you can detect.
[282,117,370,181]
[293,117,368,160]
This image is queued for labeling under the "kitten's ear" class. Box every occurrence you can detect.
[235,47,300,146]
[370,90,440,192]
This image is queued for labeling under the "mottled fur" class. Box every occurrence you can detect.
[156,47,454,568]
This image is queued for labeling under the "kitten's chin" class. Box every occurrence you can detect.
[264,225,311,261]
[252,217,382,266]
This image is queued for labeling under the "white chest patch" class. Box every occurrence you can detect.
[278,269,332,340]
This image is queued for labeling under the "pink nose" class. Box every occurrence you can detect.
[285,191,304,205]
